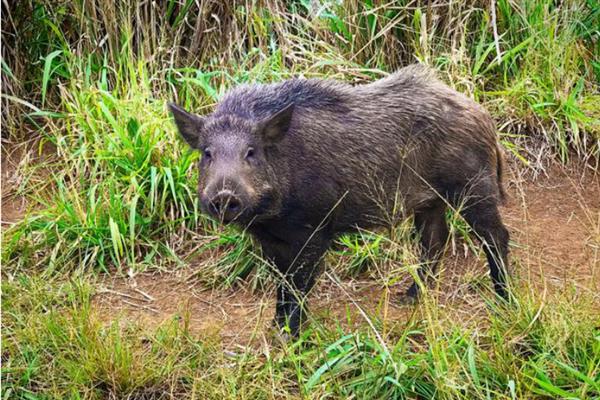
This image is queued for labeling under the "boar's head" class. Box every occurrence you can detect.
[169,103,294,225]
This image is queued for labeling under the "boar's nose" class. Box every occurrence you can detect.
[209,190,242,222]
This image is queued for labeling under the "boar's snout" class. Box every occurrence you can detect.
[206,189,242,223]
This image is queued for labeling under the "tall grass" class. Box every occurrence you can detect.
[3,1,598,146]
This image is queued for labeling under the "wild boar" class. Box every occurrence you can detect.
[169,64,510,337]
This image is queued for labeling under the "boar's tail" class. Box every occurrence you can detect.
[496,142,508,205]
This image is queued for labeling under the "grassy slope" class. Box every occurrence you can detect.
[1,1,599,399]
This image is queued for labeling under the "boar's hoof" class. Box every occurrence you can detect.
[270,318,296,344]
[272,329,295,346]
[397,292,419,306]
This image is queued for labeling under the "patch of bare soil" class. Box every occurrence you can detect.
[1,139,55,228]
[94,274,274,345]
[1,145,27,226]
[90,162,599,347]
[506,163,599,292]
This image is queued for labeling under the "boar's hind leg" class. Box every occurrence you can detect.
[460,199,510,300]
[405,200,449,299]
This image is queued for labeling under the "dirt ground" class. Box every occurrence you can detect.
[1,145,29,226]
[2,153,599,347]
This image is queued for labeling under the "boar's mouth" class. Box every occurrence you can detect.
[217,208,251,226]
[207,209,244,225]
[227,192,276,227]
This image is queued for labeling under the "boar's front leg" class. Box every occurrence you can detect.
[260,232,331,337]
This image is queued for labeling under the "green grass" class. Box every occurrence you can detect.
[1,0,600,399]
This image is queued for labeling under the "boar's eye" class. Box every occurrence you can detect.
[203,148,212,161]
[244,147,255,160]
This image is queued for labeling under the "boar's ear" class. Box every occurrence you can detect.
[257,103,294,144]
[168,103,205,149]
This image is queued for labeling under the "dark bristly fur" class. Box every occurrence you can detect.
[170,64,510,337]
